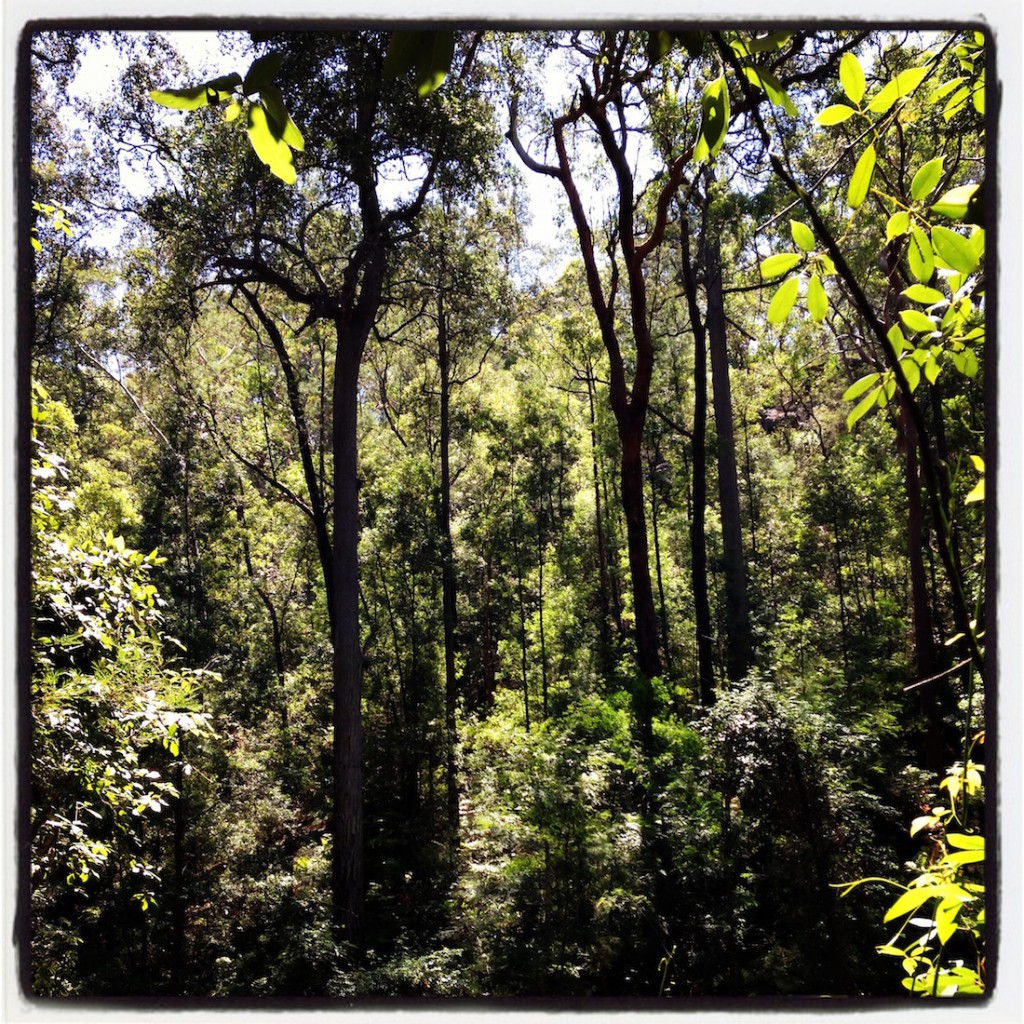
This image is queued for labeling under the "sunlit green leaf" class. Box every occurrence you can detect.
[899,357,921,392]
[903,284,946,305]
[697,76,730,159]
[790,220,816,252]
[840,52,866,104]
[908,226,935,282]
[848,143,876,209]
[744,65,797,115]
[884,883,971,923]
[931,225,978,274]
[932,183,979,220]
[260,84,304,151]
[900,309,939,334]
[767,275,800,324]
[150,85,212,111]
[760,252,802,279]
[816,103,857,125]
[847,385,883,429]
[806,273,828,322]
[246,102,297,184]
[911,157,944,201]
[843,373,881,402]
[928,76,965,105]
[886,211,910,240]
[868,65,930,113]
[943,85,971,120]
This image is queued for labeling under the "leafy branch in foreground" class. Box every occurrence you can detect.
[151,51,304,184]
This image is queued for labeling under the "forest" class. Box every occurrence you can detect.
[23,24,991,1000]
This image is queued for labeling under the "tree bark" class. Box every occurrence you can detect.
[705,231,752,682]
[437,298,460,846]
[680,216,717,705]
[331,333,367,946]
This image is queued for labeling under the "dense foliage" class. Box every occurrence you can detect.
[25,25,989,999]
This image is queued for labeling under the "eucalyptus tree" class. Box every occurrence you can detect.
[507,31,695,744]
[133,29,501,942]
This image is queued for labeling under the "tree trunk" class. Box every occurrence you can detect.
[170,761,185,995]
[680,216,717,705]
[331,337,365,946]
[437,300,460,847]
[705,231,751,681]
[904,404,945,772]
[619,417,659,747]
[649,461,672,676]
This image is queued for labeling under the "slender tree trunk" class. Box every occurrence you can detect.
[680,217,716,705]
[510,463,531,731]
[437,300,460,846]
[619,418,658,746]
[331,336,365,946]
[649,464,672,676]
[904,405,945,772]
[170,761,185,995]
[586,373,613,658]
[537,526,549,719]
[705,231,751,681]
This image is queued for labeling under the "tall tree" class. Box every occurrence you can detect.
[508,31,692,744]
[137,29,498,941]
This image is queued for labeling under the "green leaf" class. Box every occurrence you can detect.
[887,323,911,353]
[840,53,866,104]
[931,225,979,274]
[911,157,944,200]
[943,848,984,866]
[648,31,675,63]
[943,85,971,120]
[886,211,911,240]
[806,273,828,322]
[744,65,797,115]
[928,76,965,105]
[150,85,212,111]
[385,30,456,96]
[924,353,941,384]
[884,883,971,923]
[902,284,946,305]
[243,52,284,95]
[260,84,304,151]
[204,73,244,101]
[415,31,456,97]
[868,65,930,113]
[898,357,921,392]
[842,372,881,402]
[246,102,297,184]
[847,385,883,429]
[848,143,876,210]
[935,897,964,945]
[790,220,816,252]
[760,252,802,279]
[767,275,800,324]
[907,226,935,282]
[816,103,857,125]
[932,183,979,221]
[383,31,420,79]
[900,309,939,335]
[697,76,730,159]
[224,100,243,122]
